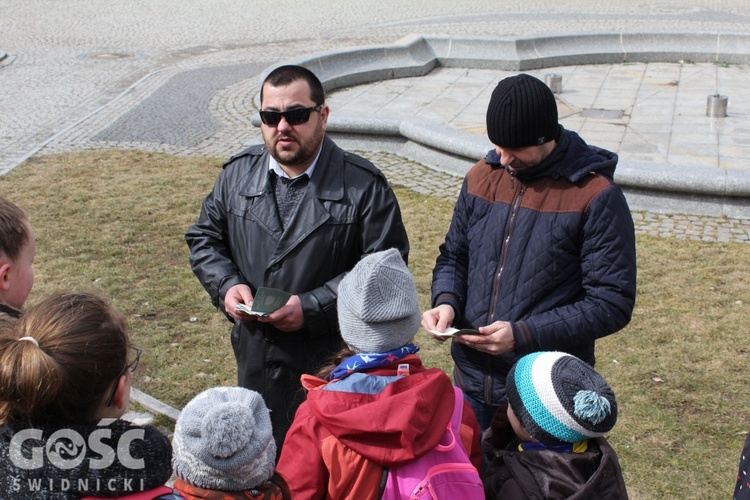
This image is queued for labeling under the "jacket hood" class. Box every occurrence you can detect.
[484,437,628,499]
[485,128,618,183]
[301,356,455,467]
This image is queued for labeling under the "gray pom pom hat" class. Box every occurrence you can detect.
[172,386,276,491]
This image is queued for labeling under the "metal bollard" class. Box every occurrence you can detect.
[544,73,563,94]
[706,94,728,118]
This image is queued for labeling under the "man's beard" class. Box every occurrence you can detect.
[267,129,323,169]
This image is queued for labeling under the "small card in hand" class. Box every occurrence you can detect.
[234,287,291,316]
[428,326,480,338]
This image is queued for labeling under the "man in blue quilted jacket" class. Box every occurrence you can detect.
[422,73,637,431]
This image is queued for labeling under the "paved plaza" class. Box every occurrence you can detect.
[330,63,750,170]
[2,0,750,246]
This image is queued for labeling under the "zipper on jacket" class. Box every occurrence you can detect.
[482,176,523,405]
[488,179,524,323]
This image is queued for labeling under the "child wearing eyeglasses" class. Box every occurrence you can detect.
[0,196,35,325]
[0,292,176,499]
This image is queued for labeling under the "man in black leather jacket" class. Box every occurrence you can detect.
[185,65,409,452]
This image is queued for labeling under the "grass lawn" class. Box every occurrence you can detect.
[1,149,749,498]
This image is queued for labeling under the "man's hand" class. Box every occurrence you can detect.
[257,294,304,332]
[422,304,456,342]
[454,321,515,355]
[224,284,255,321]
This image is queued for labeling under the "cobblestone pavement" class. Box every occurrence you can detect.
[366,151,750,243]
[3,0,750,243]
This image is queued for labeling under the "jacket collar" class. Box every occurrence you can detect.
[0,302,22,319]
[241,136,344,202]
[484,128,618,184]
[237,136,344,265]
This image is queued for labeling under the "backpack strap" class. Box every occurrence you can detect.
[377,386,465,498]
[435,386,465,452]
[450,386,465,430]
[378,467,389,499]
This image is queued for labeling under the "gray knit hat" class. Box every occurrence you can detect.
[486,73,559,148]
[337,248,421,353]
[506,352,618,446]
[172,386,276,491]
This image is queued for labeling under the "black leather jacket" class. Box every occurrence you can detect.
[186,135,409,332]
[185,136,409,448]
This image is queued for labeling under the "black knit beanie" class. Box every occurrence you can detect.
[486,73,559,148]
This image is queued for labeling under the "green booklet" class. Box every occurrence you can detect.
[234,287,291,316]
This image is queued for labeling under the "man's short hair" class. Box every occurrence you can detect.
[260,65,325,106]
[0,196,30,261]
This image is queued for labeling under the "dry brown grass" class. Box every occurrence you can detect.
[1,149,749,497]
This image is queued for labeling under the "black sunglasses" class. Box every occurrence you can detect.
[104,346,142,407]
[259,105,322,127]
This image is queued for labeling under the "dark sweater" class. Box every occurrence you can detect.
[0,418,172,499]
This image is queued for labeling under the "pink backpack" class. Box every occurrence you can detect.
[379,386,485,499]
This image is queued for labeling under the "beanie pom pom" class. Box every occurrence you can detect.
[573,389,611,425]
[202,402,256,458]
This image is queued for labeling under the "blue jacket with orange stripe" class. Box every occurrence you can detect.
[431,128,637,406]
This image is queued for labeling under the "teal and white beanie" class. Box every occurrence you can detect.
[506,351,618,445]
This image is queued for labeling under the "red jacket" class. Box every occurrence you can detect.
[276,355,482,499]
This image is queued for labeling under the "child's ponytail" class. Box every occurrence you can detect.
[0,331,65,425]
[0,292,129,425]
